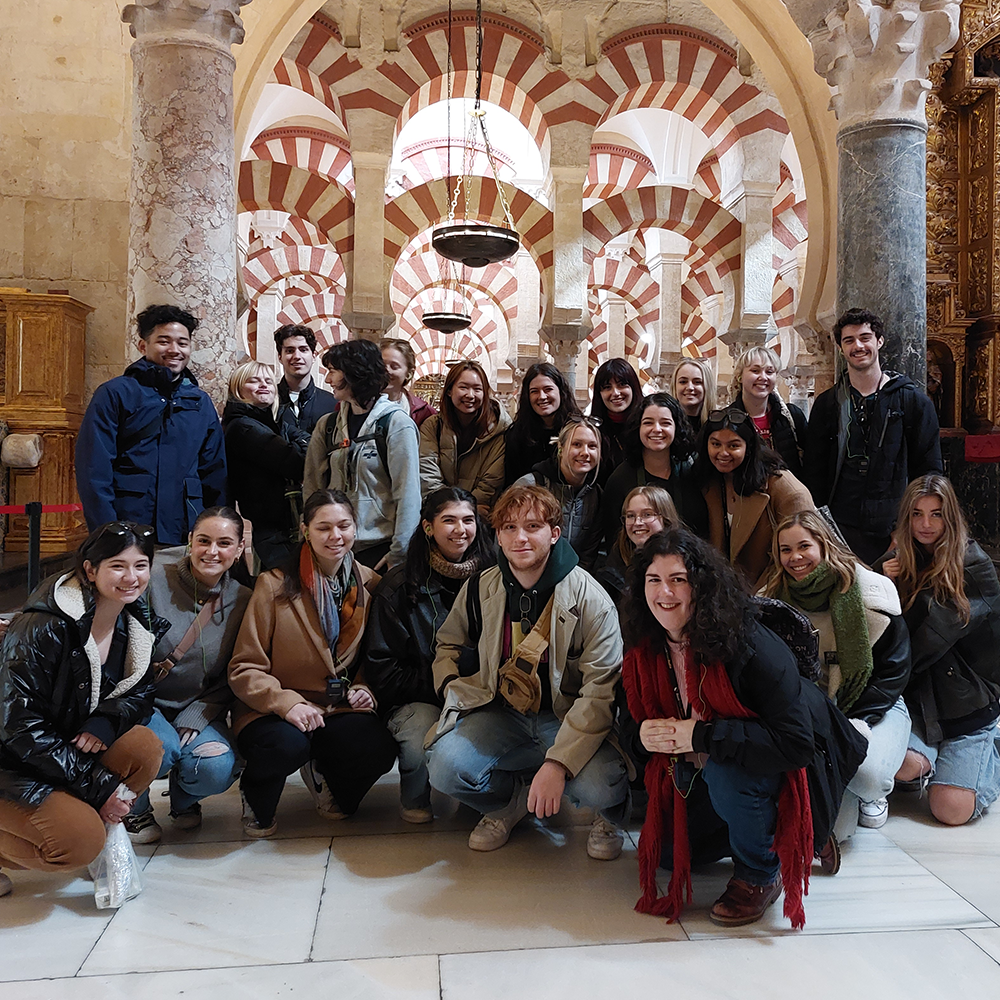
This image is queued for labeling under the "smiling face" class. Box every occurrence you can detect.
[139,322,192,374]
[639,405,675,454]
[838,323,884,374]
[241,370,276,407]
[305,503,356,574]
[624,494,665,548]
[528,374,561,423]
[188,516,245,587]
[778,523,823,581]
[644,553,693,638]
[382,346,410,396]
[427,501,478,563]
[742,359,777,403]
[278,335,316,382]
[674,363,705,416]
[911,495,946,551]
[85,544,150,606]
[560,424,600,482]
[324,367,356,406]
[450,370,485,418]
[707,427,747,475]
[497,506,560,578]
[600,377,632,415]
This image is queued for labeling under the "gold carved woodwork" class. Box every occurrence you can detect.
[0,292,92,553]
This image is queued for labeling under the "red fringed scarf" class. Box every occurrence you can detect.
[622,638,813,930]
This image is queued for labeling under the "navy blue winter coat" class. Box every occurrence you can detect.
[75,359,227,545]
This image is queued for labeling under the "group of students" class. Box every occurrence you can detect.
[0,304,997,931]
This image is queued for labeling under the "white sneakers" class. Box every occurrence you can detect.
[241,792,277,839]
[399,805,434,824]
[586,817,624,860]
[299,761,347,820]
[859,798,889,829]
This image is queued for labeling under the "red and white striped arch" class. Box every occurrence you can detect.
[584,187,740,278]
[682,267,725,359]
[585,318,653,382]
[585,145,656,201]
[237,160,355,272]
[588,250,659,319]
[275,293,349,351]
[250,127,355,195]
[773,178,808,270]
[394,322,496,380]
[243,244,344,298]
[395,138,516,193]
[772,274,796,336]
[385,176,553,277]
[693,153,722,202]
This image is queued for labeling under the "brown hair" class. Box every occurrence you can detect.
[762,510,857,597]
[379,338,416,386]
[441,360,496,439]
[614,486,679,565]
[893,474,971,622]
[490,484,563,532]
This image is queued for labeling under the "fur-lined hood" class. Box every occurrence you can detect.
[854,564,901,645]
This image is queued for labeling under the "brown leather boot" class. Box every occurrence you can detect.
[816,834,842,875]
[709,875,782,926]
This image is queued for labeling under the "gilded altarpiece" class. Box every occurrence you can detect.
[932,2,1000,429]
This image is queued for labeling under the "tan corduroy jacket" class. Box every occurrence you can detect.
[228,562,380,735]
[704,469,815,589]
[428,565,623,778]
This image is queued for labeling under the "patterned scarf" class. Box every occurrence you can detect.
[776,562,873,714]
[623,638,813,930]
[428,547,482,581]
[300,546,358,661]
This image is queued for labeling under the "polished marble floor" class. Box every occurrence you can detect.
[3,769,1000,998]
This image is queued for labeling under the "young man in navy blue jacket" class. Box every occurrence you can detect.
[75,305,227,545]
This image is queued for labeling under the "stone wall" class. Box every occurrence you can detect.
[0,0,132,399]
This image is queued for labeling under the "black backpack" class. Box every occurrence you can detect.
[753,596,821,684]
[324,405,395,476]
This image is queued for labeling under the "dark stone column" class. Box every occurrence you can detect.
[837,120,928,388]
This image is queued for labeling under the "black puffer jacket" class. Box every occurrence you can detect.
[903,541,1000,742]
[730,392,807,479]
[0,573,169,808]
[222,400,306,568]
[361,564,467,712]
[620,622,868,849]
[276,376,339,440]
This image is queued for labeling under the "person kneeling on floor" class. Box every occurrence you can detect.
[425,484,630,860]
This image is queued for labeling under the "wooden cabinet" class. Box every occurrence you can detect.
[0,291,92,553]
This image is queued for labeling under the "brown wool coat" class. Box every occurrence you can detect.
[703,469,815,589]
[228,562,380,735]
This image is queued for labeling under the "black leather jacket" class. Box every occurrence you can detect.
[0,573,169,808]
[903,541,1000,741]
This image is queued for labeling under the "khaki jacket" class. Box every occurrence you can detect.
[428,565,623,777]
[704,470,815,588]
[228,562,380,735]
[418,401,512,509]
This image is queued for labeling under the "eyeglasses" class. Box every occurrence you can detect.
[706,409,749,427]
[623,510,661,524]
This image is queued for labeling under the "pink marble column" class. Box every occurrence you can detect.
[122,0,251,405]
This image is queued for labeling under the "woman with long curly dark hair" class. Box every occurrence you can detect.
[618,528,866,928]
[589,357,642,483]
[697,407,814,587]
[600,392,707,548]
[303,340,421,571]
[504,362,582,485]
[361,487,495,822]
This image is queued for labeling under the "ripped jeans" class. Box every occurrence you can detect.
[133,708,239,815]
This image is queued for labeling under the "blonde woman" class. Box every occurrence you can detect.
[380,338,437,428]
[763,511,911,852]
[223,360,306,570]
[514,417,603,568]
[729,346,806,478]
[672,358,717,435]
[596,486,679,605]
[881,474,1000,826]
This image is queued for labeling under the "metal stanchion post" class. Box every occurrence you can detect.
[26,501,43,593]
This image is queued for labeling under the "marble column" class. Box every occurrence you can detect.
[645,230,687,385]
[811,0,961,389]
[603,293,627,360]
[122,0,251,406]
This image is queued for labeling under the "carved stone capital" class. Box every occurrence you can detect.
[122,0,251,47]
[810,0,961,130]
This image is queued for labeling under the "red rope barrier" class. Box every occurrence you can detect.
[0,504,83,514]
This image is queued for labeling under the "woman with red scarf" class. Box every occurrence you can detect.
[619,528,866,928]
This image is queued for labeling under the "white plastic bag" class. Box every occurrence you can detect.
[88,785,144,909]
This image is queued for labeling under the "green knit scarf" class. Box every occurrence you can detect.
[777,562,873,714]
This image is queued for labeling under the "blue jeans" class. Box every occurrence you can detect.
[426,701,630,825]
[701,758,782,886]
[386,702,442,810]
[909,718,1000,819]
[133,708,239,814]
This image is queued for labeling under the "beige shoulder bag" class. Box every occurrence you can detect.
[497,596,555,714]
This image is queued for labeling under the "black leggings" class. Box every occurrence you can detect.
[237,713,398,826]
